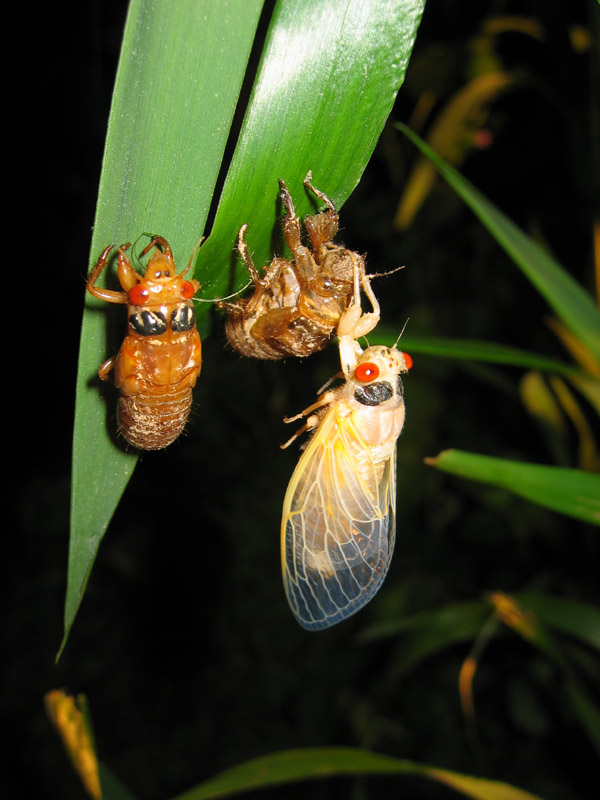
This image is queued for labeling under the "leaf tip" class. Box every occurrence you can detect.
[424,450,451,467]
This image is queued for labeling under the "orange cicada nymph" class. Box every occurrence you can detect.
[86,235,202,450]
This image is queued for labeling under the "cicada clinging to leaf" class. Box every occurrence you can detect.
[280,303,412,629]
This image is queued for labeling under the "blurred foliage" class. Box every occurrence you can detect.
[45,691,101,799]
[7,1,600,800]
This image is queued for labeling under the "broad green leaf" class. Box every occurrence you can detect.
[427,449,600,525]
[396,123,600,364]
[67,0,265,659]
[195,0,426,289]
[168,747,544,800]
[67,0,426,655]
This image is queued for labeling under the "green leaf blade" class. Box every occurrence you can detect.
[167,747,545,800]
[378,331,581,375]
[397,123,600,363]
[197,0,426,289]
[427,449,600,525]
[67,0,265,657]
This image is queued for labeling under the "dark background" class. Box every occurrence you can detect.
[5,1,599,798]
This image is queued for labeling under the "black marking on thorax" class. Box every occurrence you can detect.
[170,304,196,332]
[354,381,393,406]
[129,310,168,336]
[129,303,196,336]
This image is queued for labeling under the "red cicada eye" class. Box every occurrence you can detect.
[180,281,195,299]
[401,352,413,370]
[354,362,380,383]
[129,284,150,305]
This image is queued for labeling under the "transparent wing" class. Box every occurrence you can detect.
[281,409,396,630]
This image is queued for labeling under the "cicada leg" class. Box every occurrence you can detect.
[116,243,141,292]
[280,414,321,450]
[335,250,382,377]
[279,179,318,283]
[222,226,289,316]
[98,355,116,382]
[181,236,205,277]
[281,390,337,449]
[302,171,339,253]
[140,235,172,260]
[87,245,129,304]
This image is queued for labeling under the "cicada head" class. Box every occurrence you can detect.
[126,248,197,307]
[347,345,412,410]
[353,345,411,382]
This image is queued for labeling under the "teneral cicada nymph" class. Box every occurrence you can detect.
[280,305,412,629]
[86,235,202,450]
[221,172,380,359]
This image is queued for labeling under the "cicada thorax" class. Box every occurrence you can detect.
[222,174,376,360]
[342,346,408,480]
[87,237,202,450]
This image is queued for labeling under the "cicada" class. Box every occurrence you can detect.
[281,306,412,629]
[221,172,379,359]
[86,235,202,450]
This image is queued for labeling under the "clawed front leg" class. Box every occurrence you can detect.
[279,179,317,283]
[337,294,380,378]
[236,224,263,286]
[278,179,303,253]
[221,225,286,315]
[87,245,129,304]
[335,248,382,375]
[303,171,339,254]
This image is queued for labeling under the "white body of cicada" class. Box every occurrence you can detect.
[281,340,410,630]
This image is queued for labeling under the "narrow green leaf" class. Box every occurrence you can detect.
[375,330,579,375]
[563,680,600,755]
[67,0,265,657]
[427,449,600,525]
[357,601,491,674]
[168,747,545,800]
[396,123,600,363]
[67,0,426,654]
[425,768,545,800]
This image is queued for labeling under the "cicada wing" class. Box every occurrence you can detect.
[282,410,397,630]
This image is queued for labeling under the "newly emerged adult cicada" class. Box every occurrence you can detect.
[86,235,202,450]
[280,305,412,629]
[221,172,380,359]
